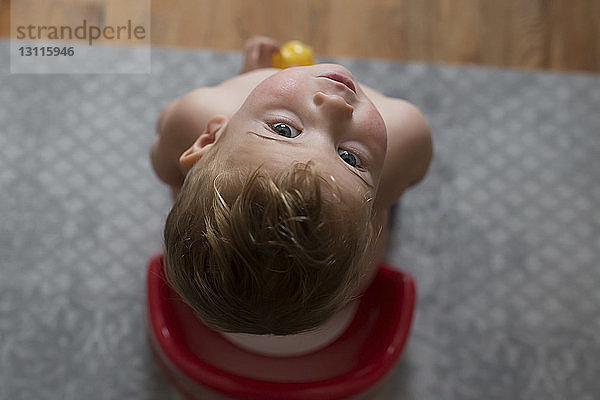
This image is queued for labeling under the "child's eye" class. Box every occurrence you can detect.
[271,122,301,138]
[338,149,363,168]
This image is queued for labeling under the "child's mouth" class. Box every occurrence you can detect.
[318,73,357,94]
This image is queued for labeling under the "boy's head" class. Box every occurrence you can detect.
[164,65,388,335]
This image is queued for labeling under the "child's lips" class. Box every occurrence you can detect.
[318,72,357,93]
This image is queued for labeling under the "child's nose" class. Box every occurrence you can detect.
[313,92,354,120]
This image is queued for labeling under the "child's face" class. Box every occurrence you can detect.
[218,64,387,208]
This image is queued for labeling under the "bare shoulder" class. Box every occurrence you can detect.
[150,87,217,188]
[360,83,433,210]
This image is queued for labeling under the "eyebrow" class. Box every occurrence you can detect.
[246,130,375,190]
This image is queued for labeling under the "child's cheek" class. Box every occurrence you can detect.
[361,106,388,156]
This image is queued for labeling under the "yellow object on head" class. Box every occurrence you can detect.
[272,40,314,69]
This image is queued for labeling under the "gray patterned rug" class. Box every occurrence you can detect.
[1,40,599,400]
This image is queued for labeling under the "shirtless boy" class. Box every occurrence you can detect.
[151,37,432,355]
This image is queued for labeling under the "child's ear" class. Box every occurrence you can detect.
[179,116,227,168]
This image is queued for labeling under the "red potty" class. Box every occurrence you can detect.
[146,253,416,400]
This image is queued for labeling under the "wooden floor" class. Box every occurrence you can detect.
[2,0,599,72]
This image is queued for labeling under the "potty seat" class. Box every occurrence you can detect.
[146,253,415,400]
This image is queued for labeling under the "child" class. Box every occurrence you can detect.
[150,37,432,355]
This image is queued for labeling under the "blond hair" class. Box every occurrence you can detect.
[164,154,373,335]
